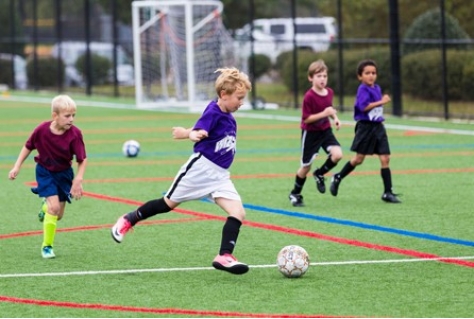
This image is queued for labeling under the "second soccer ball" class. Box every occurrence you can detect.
[122,140,140,158]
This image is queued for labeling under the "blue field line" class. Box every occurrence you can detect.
[244,203,474,247]
[199,198,474,247]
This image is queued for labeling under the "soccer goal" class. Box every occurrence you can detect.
[132,0,245,111]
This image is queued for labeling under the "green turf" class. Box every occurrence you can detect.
[1,93,474,318]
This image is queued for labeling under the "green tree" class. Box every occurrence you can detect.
[315,0,474,40]
[403,8,470,55]
[96,0,134,24]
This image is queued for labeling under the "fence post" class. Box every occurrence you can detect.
[388,0,402,116]
[337,0,344,112]
[439,0,449,120]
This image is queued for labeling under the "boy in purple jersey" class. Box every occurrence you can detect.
[8,95,88,258]
[111,67,252,275]
[288,59,342,207]
[329,59,401,203]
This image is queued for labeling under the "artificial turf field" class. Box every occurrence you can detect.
[1,93,474,318]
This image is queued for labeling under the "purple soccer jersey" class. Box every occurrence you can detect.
[193,101,236,169]
[25,121,87,172]
[354,83,385,122]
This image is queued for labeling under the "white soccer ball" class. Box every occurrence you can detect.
[277,245,310,278]
[122,140,140,158]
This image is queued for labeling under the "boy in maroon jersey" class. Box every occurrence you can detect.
[288,59,343,207]
[9,95,87,258]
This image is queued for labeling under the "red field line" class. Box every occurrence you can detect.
[5,189,474,268]
[0,296,344,318]
[85,191,474,269]
[0,217,206,240]
[7,188,470,269]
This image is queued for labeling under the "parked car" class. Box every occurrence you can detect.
[235,17,337,63]
[50,41,135,86]
[0,53,28,89]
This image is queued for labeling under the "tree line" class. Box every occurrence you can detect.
[2,0,473,39]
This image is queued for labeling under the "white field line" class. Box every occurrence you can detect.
[2,95,474,135]
[2,256,474,278]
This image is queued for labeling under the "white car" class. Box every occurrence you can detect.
[50,41,135,86]
[235,17,337,63]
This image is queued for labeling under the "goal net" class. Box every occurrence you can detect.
[132,0,245,111]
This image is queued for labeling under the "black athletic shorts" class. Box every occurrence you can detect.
[350,121,390,155]
[301,128,340,166]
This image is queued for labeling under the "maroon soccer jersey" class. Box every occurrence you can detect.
[25,121,87,172]
[300,87,334,131]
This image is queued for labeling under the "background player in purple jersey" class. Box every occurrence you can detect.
[111,67,252,275]
[329,59,401,203]
[8,95,88,258]
[288,59,342,207]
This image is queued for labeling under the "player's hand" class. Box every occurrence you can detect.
[189,130,208,142]
[325,107,337,117]
[381,94,391,104]
[8,168,19,180]
[334,119,341,130]
[70,181,83,200]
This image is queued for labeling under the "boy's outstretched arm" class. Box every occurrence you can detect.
[172,127,208,142]
[8,146,32,180]
[172,127,192,139]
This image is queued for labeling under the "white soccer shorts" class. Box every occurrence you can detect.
[165,153,241,203]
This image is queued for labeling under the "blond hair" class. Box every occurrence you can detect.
[214,67,252,97]
[51,95,77,113]
[307,59,328,77]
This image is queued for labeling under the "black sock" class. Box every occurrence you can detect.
[381,168,392,193]
[219,216,242,255]
[291,175,306,194]
[338,161,356,179]
[314,157,337,176]
[125,198,171,226]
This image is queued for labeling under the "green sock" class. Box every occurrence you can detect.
[42,213,58,248]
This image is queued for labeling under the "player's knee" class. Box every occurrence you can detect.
[352,157,364,166]
[47,204,61,216]
[231,209,246,222]
[380,154,390,166]
[331,149,343,162]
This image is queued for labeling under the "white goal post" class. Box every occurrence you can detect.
[132,0,245,111]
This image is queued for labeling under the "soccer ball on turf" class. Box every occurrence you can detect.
[277,245,310,278]
[122,140,140,158]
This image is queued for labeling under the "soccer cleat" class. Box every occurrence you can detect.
[38,198,47,223]
[381,192,401,203]
[212,253,249,275]
[330,175,341,196]
[288,193,304,207]
[313,173,326,194]
[111,215,132,243]
[41,246,55,259]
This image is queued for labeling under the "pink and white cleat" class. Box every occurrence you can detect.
[212,253,249,275]
[111,215,132,243]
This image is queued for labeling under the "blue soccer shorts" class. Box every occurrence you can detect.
[32,164,73,203]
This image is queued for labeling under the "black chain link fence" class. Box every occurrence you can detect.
[1,0,473,120]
